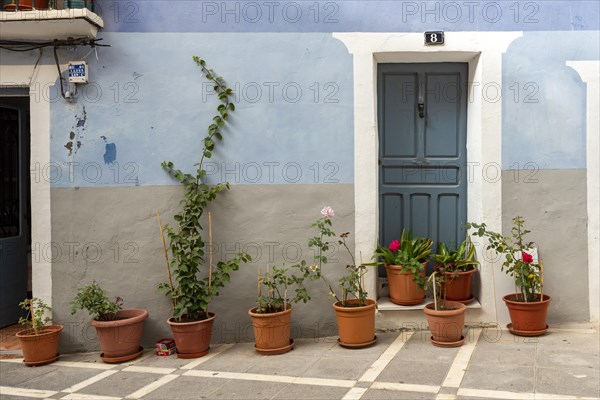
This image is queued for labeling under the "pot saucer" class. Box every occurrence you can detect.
[507,323,548,337]
[24,354,59,367]
[337,335,377,349]
[100,347,144,363]
[176,347,210,359]
[430,336,465,348]
[255,339,294,355]
[448,296,474,305]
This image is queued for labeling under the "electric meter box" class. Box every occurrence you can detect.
[68,61,88,83]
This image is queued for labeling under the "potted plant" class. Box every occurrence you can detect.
[422,269,467,347]
[15,298,63,366]
[308,206,376,348]
[249,263,312,355]
[432,237,480,303]
[372,231,433,305]
[467,216,550,336]
[70,281,148,363]
[157,56,250,359]
[2,0,49,11]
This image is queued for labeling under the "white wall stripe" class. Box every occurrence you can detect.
[342,387,368,400]
[125,374,179,399]
[122,366,177,375]
[183,369,356,388]
[180,343,234,370]
[442,328,482,388]
[54,361,116,370]
[0,386,57,398]
[370,381,440,394]
[458,388,535,399]
[60,393,122,400]
[359,331,413,382]
[61,370,118,393]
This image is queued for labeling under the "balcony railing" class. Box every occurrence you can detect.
[1,0,93,12]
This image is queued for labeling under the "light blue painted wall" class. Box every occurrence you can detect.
[94,0,599,33]
[502,31,599,170]
[50,33,354,187]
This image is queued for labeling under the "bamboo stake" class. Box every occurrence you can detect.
[258,266,262,298]
[539,259,544,302]
[156,211,176,309]
[30,299,37,335]
[208,212,213,291]
[284,280,288,311]
[432,273,438,311]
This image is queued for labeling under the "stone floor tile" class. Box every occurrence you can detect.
[461,364,535,392]
[0,363,101,391]
[142,376,228,399]
[375,359,452,386]
[74,371,164,398]
[300,356,371,380]
[208,379,288,399]
[245,354,315,376]
[537,365,600,398]
[362,388,436,399]
[392,332,460,363]
[271,383,349,399]
[469,341,537,367]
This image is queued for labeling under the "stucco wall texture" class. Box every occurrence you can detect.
[502,169,590,324]
[51,185,355,352]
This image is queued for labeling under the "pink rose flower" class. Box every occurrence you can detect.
[389,240,400,252]
[522,252,533,264]
[321,206,334,219]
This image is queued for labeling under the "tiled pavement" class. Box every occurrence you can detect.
[1,326,599,400]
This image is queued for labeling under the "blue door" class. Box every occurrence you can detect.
[0,101,30,327]
[378,63,468,273]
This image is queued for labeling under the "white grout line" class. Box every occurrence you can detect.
[124,374,179,399]
[457,388,535,399]
[0,358,24,363]
[183,369,356,388]
[358,331,414,382]
[54,361,116,370]
[436,394,457,400]
[180,343,235,370]
[122,365,177,375]
[0,386,58,398]
[342,387,369,400]
[442,328,482,388]
[61,370,119,393]
[370,381,440,394]
[535,393,600,400]
[60,393,123,400]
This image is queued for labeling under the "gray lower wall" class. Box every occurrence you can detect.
[51,184,354,353]
[502,168,590,324]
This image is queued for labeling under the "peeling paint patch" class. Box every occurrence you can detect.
[103,143,117,164]
[76,106,87,128]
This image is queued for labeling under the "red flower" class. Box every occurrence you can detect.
[389,240,400,252]
[522,252,533,264]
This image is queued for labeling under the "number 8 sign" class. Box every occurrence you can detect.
[425,31,445,45]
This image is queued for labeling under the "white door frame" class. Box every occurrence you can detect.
[1,50,55,310]
[333,32,522,324]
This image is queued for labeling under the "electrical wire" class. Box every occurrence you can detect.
[0,38,110,52]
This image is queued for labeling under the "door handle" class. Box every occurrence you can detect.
[418,102,425,118]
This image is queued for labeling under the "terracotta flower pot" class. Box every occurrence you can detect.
[248,307,293,355]
[91,309,147,362]
[385,264,426,305]
[167,313,215,359]
[16,325,63,366]
[442,268,477,303]
[2,0,49,10]
[423,301,466,347]
[503,294,551,335]
[333,299,377,348]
